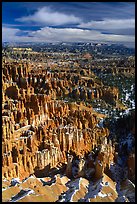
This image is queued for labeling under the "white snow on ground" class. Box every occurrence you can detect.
[3,178,9,182]
[125,93,130,101]
[127,179,135,188]
[3,178,21,192]
[131,85,134,92]
[2,186,10,192]
[98,118,104,128]
[70,178,82,202]
[58,178,88,202]
[3,171,135,202]
[98,191,108,198]
[131,101,135,108]
[96,118,104,128]
[80,178,103,202]
[98,160,102,166]
[67,178,81,202]
[16,125,31,132]
[123,85,135,108]
[11,178,20,186]
[100,181,109,187]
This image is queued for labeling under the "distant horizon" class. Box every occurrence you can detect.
[2,41,135,49]
[2,2,135,48]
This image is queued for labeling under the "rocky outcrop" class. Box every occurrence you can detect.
[2,59,134,193]
[65,138,114,180]
[3,172,135,202]
[2,60,112,181]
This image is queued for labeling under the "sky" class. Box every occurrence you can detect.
[2,2,135,47]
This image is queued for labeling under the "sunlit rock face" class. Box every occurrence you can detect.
[2,61,111,181]
[2,59,135,202]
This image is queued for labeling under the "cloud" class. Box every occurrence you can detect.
[16,6,82,26]
[2,26,135,47]
[30,27,135,43]
[2,27,32,42]
[78,18,135,30]
[2,27,20,41]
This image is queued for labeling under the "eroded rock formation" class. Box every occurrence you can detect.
[2,59,135,202]
[2,60,114,180]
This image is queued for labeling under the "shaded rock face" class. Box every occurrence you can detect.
[6,86,19,100]
[112,111,135,181]
[127,153,135,182]
[65,141,114,181]
[101,87,119,105]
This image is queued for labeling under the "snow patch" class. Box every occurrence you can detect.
[98,191,107,198]
[11,178,20,186]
